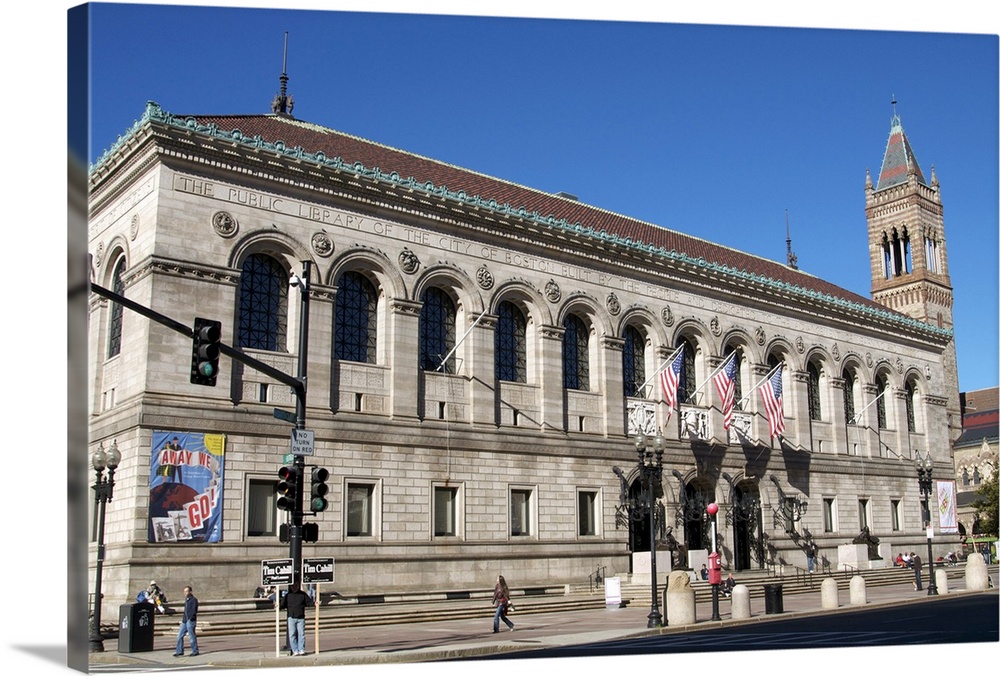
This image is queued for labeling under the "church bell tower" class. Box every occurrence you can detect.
[865,105,961,442]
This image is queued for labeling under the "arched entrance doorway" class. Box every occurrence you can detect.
[728,481,763,570]
[677,480,713,554]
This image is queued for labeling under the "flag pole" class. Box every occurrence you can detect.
[736,362,782,409]
[847,388,887,425]
[637,344,684,396]
[435,310,488,372]
[685,349,739,403]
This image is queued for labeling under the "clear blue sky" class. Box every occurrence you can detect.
[81,2,999,393]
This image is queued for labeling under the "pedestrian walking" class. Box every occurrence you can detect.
[280,583,314,656]
[911,552,923,591]
[491,574,514,633]
[173,586,199,657]
[806,543,817,573]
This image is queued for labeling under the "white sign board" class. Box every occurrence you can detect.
[291,429,315,456]
[604,576,622,607]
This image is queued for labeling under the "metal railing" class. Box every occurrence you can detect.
[588,566,607,593]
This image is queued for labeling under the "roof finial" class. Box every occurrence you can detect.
[890,94,900,127]
[785,209,798,270]
[271,32,294,116]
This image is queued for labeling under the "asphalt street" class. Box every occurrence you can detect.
[86,575,998,672]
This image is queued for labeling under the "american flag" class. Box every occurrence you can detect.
[759,364,785,438]
[659,347,684,419]
[712,353,738,430]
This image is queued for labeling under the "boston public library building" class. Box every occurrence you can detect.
[87,89,963,607]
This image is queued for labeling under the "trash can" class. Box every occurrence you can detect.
[763,584,784,614]
[118,603,156,653]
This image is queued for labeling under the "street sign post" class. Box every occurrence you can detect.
[291,429,315,456]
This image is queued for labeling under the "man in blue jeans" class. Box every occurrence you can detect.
[174,586,199,656]
[280,583,313,656]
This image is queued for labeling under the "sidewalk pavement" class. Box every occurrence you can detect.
[88,578,997,670]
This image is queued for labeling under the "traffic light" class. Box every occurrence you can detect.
[309,467,330,513]
[276,465,299,511]
[190,317,222,386]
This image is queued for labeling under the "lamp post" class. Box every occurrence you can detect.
[914,450,938,596]
[707,502,721,620]
[89,440,121,652]
[633,430,666,628]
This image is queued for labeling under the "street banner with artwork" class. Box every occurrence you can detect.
[148,431,226,543]
[936,479,958,534]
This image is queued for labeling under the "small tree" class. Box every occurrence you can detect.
[970,468,998,537]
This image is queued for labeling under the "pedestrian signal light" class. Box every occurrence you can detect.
[310,467,330,513]
[190,317,222,386]
[276,465,298,511]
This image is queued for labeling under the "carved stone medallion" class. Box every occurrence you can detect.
[212,211,238,238]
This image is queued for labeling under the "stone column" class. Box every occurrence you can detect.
[467,314,497,426]
[389,299,422,420]
[601,335,625,438]
[828,376,847,454]
[537,325,565,433]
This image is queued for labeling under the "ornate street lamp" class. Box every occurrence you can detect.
[89,440,121,652]
[632,429,666,628]
[914,450,938,596]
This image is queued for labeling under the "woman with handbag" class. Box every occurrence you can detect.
[491,574,515,633]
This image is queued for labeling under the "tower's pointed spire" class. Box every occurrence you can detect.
[875,96,925,190]
[270,32,295,116]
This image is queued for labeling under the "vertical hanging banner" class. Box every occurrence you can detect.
[148,431,226,543]
[936,480,958,534]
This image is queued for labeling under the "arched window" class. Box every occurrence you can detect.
[882,227,912,279]
[962,468,970,486]
[677,337,696,405]
[237,253,287,351]
[622,326,646,398]
[843,370,856,425]
[335,271,377,364]
[107,257,126,358]
[876,375,888,429]
[495,301,526,383]
[905,381,917,433]
[562,314,589,391]
[807,362,822,421]
[420,287,456,373]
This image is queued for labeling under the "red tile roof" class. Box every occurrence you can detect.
[146,109,943,332]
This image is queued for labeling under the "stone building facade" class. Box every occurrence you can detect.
[87,101,962,609]
[954,387,998,538]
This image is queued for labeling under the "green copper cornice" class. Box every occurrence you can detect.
[90,102,953,342]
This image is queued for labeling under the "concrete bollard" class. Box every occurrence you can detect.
[934,567,949,594]
[820,577,839,609]
[665,570,697,626]
[849,574,867,605]
[965,552,990,590]
[731,584,751,620]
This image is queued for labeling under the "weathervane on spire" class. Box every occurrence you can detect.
[785,209,798,270]
[271,32,295,116]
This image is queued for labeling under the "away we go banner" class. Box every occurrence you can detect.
[148,430,226,543]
